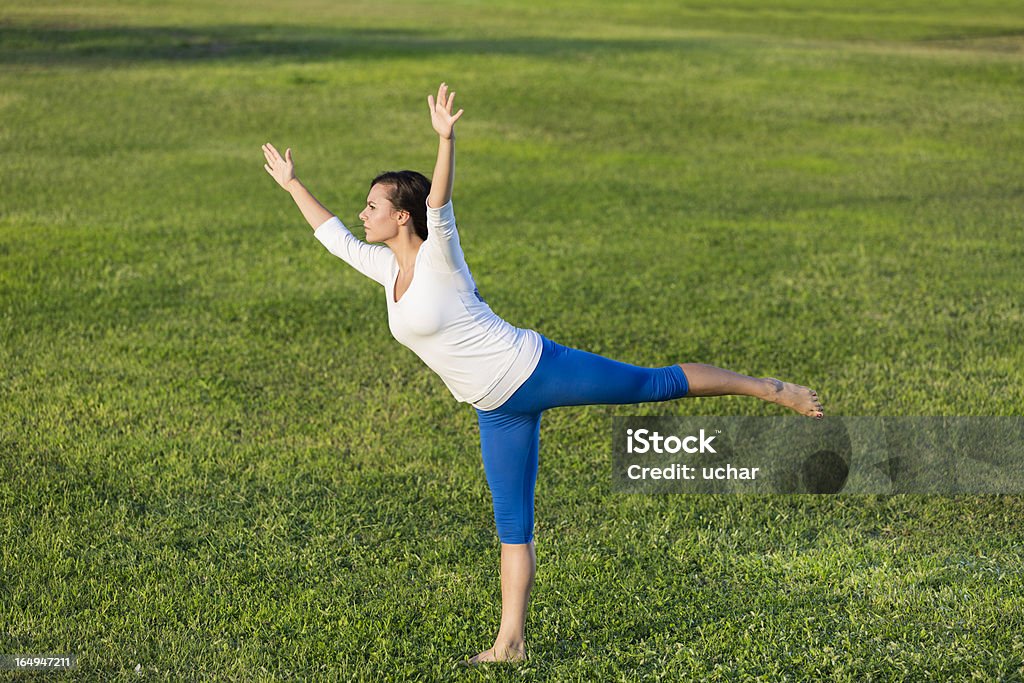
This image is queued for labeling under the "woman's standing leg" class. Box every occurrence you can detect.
[465,408,542,664]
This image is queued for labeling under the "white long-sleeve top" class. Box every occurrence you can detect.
[313,199,542,410]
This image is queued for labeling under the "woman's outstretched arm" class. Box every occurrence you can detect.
[262,143,333,230]
[263,141,391,285]
[426,82,464,209]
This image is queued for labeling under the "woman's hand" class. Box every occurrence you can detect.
[426,83,461,208]
[262,142,297,190]
[427,82,464,140]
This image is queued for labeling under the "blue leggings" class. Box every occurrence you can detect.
[475,336,690,544]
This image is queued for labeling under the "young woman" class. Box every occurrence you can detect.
[262,83,823,665]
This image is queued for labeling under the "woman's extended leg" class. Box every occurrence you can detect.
[516,337,824,418]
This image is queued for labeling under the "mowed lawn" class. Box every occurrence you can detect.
[2,1,1023,680]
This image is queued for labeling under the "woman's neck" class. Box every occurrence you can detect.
[385,231,425,272]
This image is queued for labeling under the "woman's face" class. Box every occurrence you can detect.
[359,183,406,243]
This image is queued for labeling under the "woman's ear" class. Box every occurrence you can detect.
[394,209,411,226]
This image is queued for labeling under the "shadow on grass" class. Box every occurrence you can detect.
[0,24,714,67]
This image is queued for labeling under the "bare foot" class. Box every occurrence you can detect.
[763,378,823,418]
[460,642,527,667]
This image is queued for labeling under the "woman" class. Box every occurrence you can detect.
[262,83,823,665]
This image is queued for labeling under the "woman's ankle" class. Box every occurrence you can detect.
[492,640,526,660]
[493,635,526,653]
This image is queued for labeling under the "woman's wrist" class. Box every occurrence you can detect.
[285,177,303,193]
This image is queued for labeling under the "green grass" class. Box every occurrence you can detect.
[2,0,1023,679]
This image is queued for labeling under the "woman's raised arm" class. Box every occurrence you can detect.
[262,143,334,230]
[426,83,464,209]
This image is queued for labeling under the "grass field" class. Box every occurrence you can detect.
[2,1,1023,680]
